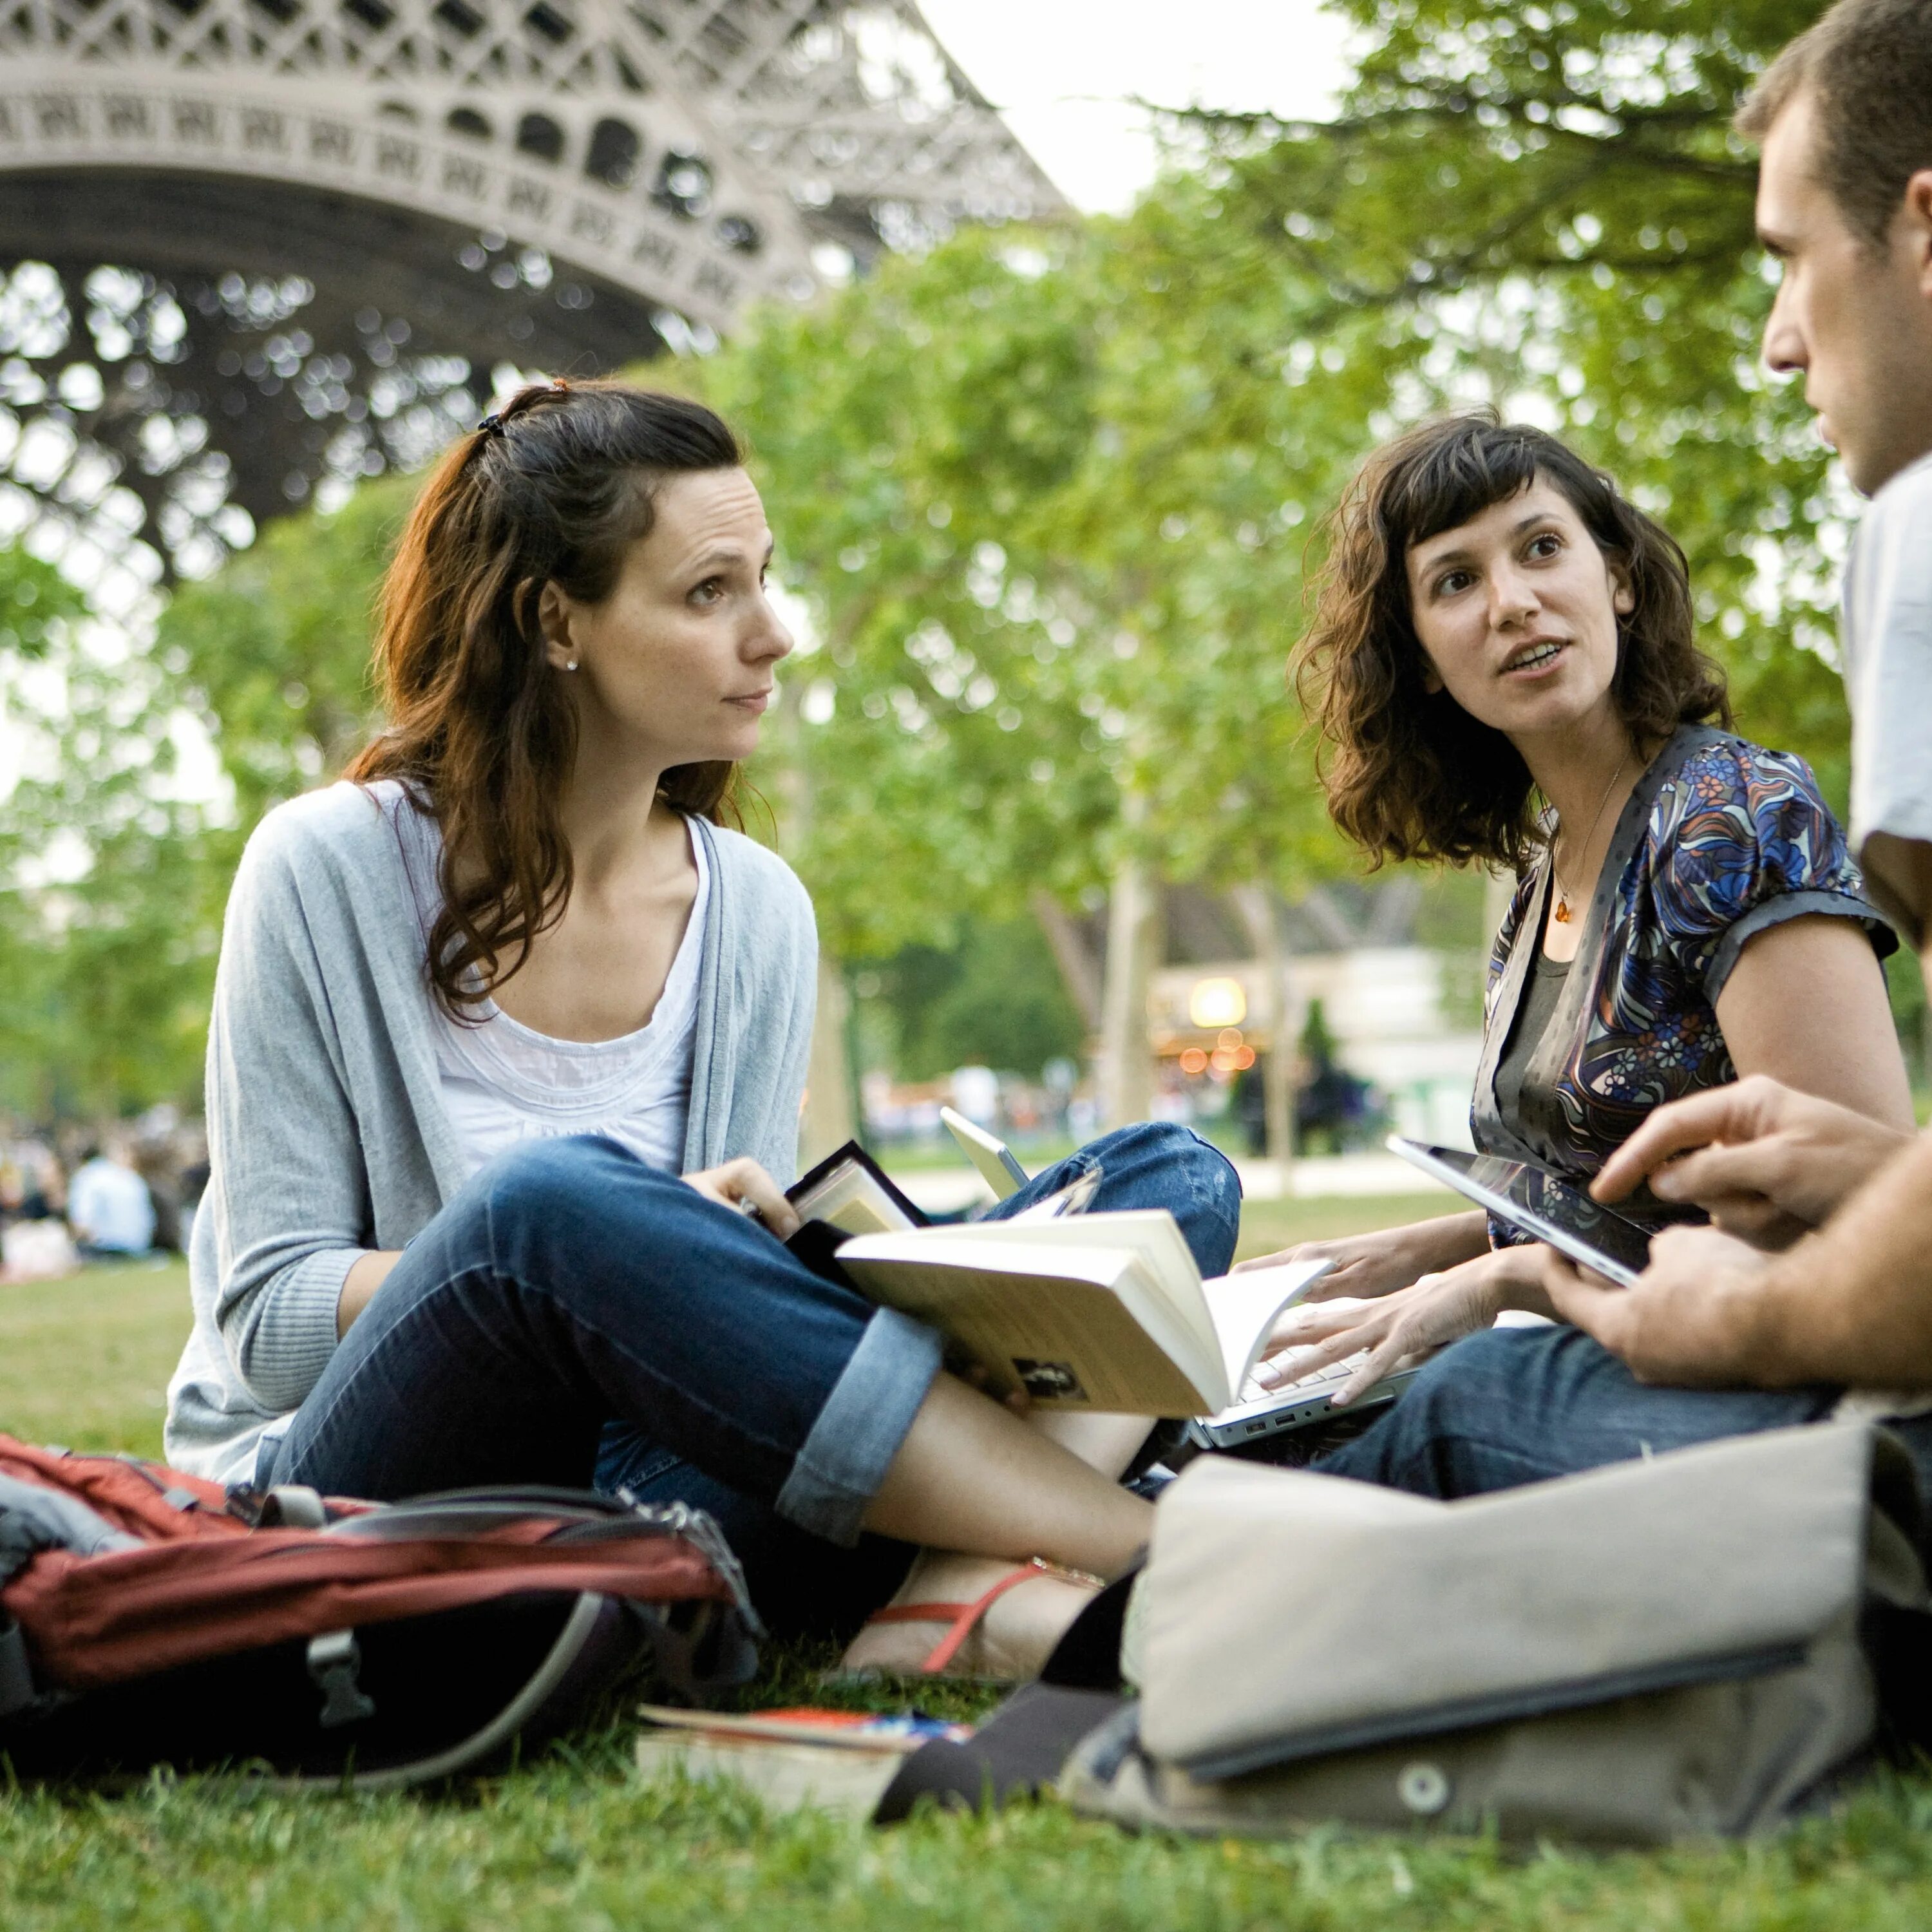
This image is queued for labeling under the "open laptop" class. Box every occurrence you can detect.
[1188,1338,1424,1449]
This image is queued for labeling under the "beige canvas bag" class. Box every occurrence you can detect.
[1063,1421,1929,1844]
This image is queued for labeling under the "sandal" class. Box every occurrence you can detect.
[860,1557,1103,1676]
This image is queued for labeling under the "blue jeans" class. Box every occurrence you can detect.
[265,1123,1240,1634]
[1316,1324,1932,1515]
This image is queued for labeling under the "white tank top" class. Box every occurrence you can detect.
[379,782,708,1179]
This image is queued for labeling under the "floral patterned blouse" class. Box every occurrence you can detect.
[1473,724,1895,1237]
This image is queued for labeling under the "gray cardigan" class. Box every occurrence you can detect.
[164,781,819,1485]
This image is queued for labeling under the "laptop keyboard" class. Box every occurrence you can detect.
[1238,1350,1366,1404]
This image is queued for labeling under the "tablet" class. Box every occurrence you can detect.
[1385,1137,1653,1287]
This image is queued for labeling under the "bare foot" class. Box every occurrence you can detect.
[838,1551,1101,1681]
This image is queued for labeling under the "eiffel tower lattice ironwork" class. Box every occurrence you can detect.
[0,0,1063,594]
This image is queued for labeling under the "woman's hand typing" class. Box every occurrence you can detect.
[1253,1242,1555,1408]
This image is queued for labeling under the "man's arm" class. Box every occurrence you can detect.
[1550,1129,1932,1388]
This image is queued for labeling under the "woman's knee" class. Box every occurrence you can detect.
[1094,1121,1242,1220]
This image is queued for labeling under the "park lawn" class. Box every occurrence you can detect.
[5,1208,1932,1931]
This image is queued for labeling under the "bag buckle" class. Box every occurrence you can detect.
[307,1628,375,1728]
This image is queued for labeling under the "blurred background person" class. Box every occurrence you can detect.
[66,1136,156,1259]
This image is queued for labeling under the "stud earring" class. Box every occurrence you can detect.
[564,659,578,672]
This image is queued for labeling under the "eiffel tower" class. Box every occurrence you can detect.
[0,1,1061,593]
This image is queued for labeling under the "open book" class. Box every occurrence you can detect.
[833,1211,1332,1416]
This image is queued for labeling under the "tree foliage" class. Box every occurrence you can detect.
[863,919,1088,1083]
[0,549,214,1117]
[156,473,415,825]
[701,213,1389,960]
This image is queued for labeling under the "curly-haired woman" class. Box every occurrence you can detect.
[164,381,1240,1675]
[1242,412,1911,1401]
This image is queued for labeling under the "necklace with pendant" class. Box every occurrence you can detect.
[1551,753,1630,925]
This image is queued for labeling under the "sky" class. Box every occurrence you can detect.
[916,0,1358,214]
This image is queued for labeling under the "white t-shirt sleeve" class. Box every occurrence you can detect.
[1844,453,1932,942]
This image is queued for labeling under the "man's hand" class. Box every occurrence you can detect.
[1590,1075,1911,1247]
[1540,1226,1779,1387]
[682,1157,801,1239]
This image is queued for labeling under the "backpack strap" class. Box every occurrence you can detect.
[0,1472,142,1582]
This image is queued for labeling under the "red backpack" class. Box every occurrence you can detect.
[0,1435,759,1786]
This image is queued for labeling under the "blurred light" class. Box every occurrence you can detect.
[1179,1046,1209,1075]
[1217,1026,1245,1052]
[1232,1045,1256,1070]
[1188,978,1247,1029]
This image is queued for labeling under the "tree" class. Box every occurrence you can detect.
[0,548,214,1117]
[156,473,415,828]
[697,0,1864,1136]
[697,212,1393,1125]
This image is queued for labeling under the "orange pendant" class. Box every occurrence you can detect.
[1553,898,1573,923]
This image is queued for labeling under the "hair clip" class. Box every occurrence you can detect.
[476,412,505,437]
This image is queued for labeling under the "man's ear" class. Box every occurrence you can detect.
[535,580,577,670]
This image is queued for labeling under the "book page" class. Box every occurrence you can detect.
[1200,1258,1336,1395]
[794,1167,918,1236]
[835,1236,1211,1413]
[935,1212,1213,1332]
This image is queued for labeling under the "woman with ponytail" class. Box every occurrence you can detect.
[162,382,1237,1673]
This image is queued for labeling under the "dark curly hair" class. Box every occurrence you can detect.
[1293,412,1730,873]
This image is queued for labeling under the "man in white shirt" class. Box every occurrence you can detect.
[1542,0,1932,1390]
[67,1139,155,1257]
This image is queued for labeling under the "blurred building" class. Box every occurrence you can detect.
[1149,949,1482,1151]
[0,2,1061,580]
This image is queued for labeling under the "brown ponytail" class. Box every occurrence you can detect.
[346,379,745,1017]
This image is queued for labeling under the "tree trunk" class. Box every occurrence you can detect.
[1232,883,1294,1173]
[770,674,861,1170]
[1097,855,1161,1130]
[1030,889,1103,1032]
[800,955,857,1166]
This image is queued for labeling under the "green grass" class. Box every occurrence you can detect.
[5,1219,1932,1931]
[0,1261,189,1459]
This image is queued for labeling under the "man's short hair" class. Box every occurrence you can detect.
[1738,0,1932,248]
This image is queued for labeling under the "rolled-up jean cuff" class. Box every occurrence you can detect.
[773,1306,945,1546]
